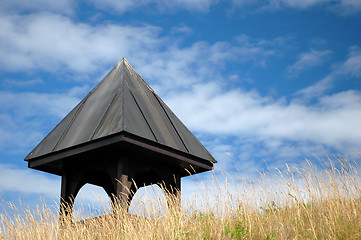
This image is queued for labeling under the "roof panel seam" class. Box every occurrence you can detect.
[124,59,157,94]
[90,86,122,140]
[87,63,119,96]
[153,95,215,162]
[121,68,125,131]
[153,93,189,154]
[124,79,158,142]
[52,96,88,152]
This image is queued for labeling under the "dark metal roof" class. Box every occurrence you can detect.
[25,58,216,166]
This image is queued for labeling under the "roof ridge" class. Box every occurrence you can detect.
[90,61,126,140]
[123,62,158,142]
[152,92,189,154]
[123,58,158,95]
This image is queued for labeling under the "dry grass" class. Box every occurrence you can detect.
[1,155,360,239]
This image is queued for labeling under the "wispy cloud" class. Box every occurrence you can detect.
[0,13,279,83]
[329,0,361,15]
[135,36,281,93]
[0,0,216,15]
[88,0,219,13]
[337,46,361,77]
[231,0,361,15]
[0,88,83,154]
[0,164,60,196]
[0,90,81,119]
[2,78,43,88]
[0,13,162,74]
[287,49,332,78]
[166,83,361,153]
[296,46,361,99]
[0,0,73,14]
[269,0,330,9]
[170,24,194,35]
[295,75,334,99]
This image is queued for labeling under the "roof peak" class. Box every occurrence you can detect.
[117,57,129,64]
[116,57,136,74]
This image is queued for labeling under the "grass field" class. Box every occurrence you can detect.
[1,155,360,239]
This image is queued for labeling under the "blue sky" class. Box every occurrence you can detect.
[0,0,360,213]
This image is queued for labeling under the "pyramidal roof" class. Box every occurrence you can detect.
[25,58,215,165]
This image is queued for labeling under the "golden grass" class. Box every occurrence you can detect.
[1,155,360,239]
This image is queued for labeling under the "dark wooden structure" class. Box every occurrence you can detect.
[25,58,216,216]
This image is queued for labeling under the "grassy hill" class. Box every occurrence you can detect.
[1,155,360,239]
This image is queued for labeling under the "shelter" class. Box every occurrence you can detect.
[25,58,216,216]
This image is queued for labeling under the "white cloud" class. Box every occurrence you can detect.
[0,12,286,97]
[330,0,361,15]
[88,0,218,13]
[0,164,60,196]
[0,13,162,74]
[295,75,334,99]
[0,12,281,91]
[337,46,361,78]
[166,83,361,153]
[134,35,281,93]
[287,49,332,78]
[0,13,276,80]
[296,46,361,99]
